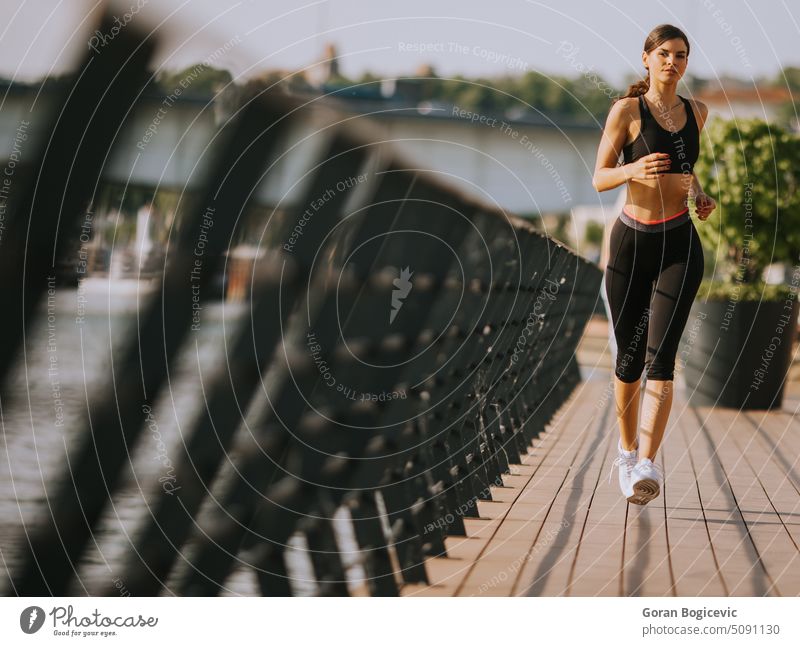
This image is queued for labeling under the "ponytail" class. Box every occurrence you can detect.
[616,76,649,103]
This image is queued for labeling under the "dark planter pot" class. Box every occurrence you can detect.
[680,298,799,409]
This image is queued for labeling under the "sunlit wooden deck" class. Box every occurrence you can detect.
[402,318,800,597]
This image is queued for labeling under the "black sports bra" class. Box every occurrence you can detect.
[622,94,699,174]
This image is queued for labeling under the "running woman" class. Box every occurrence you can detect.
[592,24,716,505]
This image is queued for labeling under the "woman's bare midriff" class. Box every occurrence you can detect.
[624,174,693,221]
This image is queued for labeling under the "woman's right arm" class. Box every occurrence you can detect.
[592,99,671,192]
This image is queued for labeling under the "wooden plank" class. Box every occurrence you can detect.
[664,401,727,596]
[704,407,800,595]
[687,405,777,596]
[566,449,629,597]
[516,380,620,596]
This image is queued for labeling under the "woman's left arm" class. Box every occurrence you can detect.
[691,174,716,221]
[691,100,715,221]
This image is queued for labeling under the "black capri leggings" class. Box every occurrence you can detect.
[604,211,704,382]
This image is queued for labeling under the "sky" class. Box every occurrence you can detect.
[0,0,798,87]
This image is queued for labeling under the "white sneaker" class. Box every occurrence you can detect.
[628,458,664,505]
[608,438,638,498]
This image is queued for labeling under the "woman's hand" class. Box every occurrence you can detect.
[694,192,716,220]
[626,152,672,180]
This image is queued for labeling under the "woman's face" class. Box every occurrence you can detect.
[642,37,689,83]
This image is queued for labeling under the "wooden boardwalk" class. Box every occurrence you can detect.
[401,364,800,597]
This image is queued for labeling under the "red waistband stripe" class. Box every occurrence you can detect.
[621,206,689,225]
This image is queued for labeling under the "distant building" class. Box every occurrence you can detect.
[696,82,793,124]
[304,43,340,88]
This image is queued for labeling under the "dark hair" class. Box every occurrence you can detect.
[616,24,690,102]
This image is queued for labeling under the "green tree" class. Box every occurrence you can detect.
[693,117,800,296]
[549,214,573,248]
[391,69,618,122]
[773,66,800,91]
[774,100,799,129]
[155,65,233,96]
[584,220,603,247]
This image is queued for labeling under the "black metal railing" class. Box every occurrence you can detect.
[1,10,601,596]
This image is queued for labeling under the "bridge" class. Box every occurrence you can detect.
[1,8,798,599]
